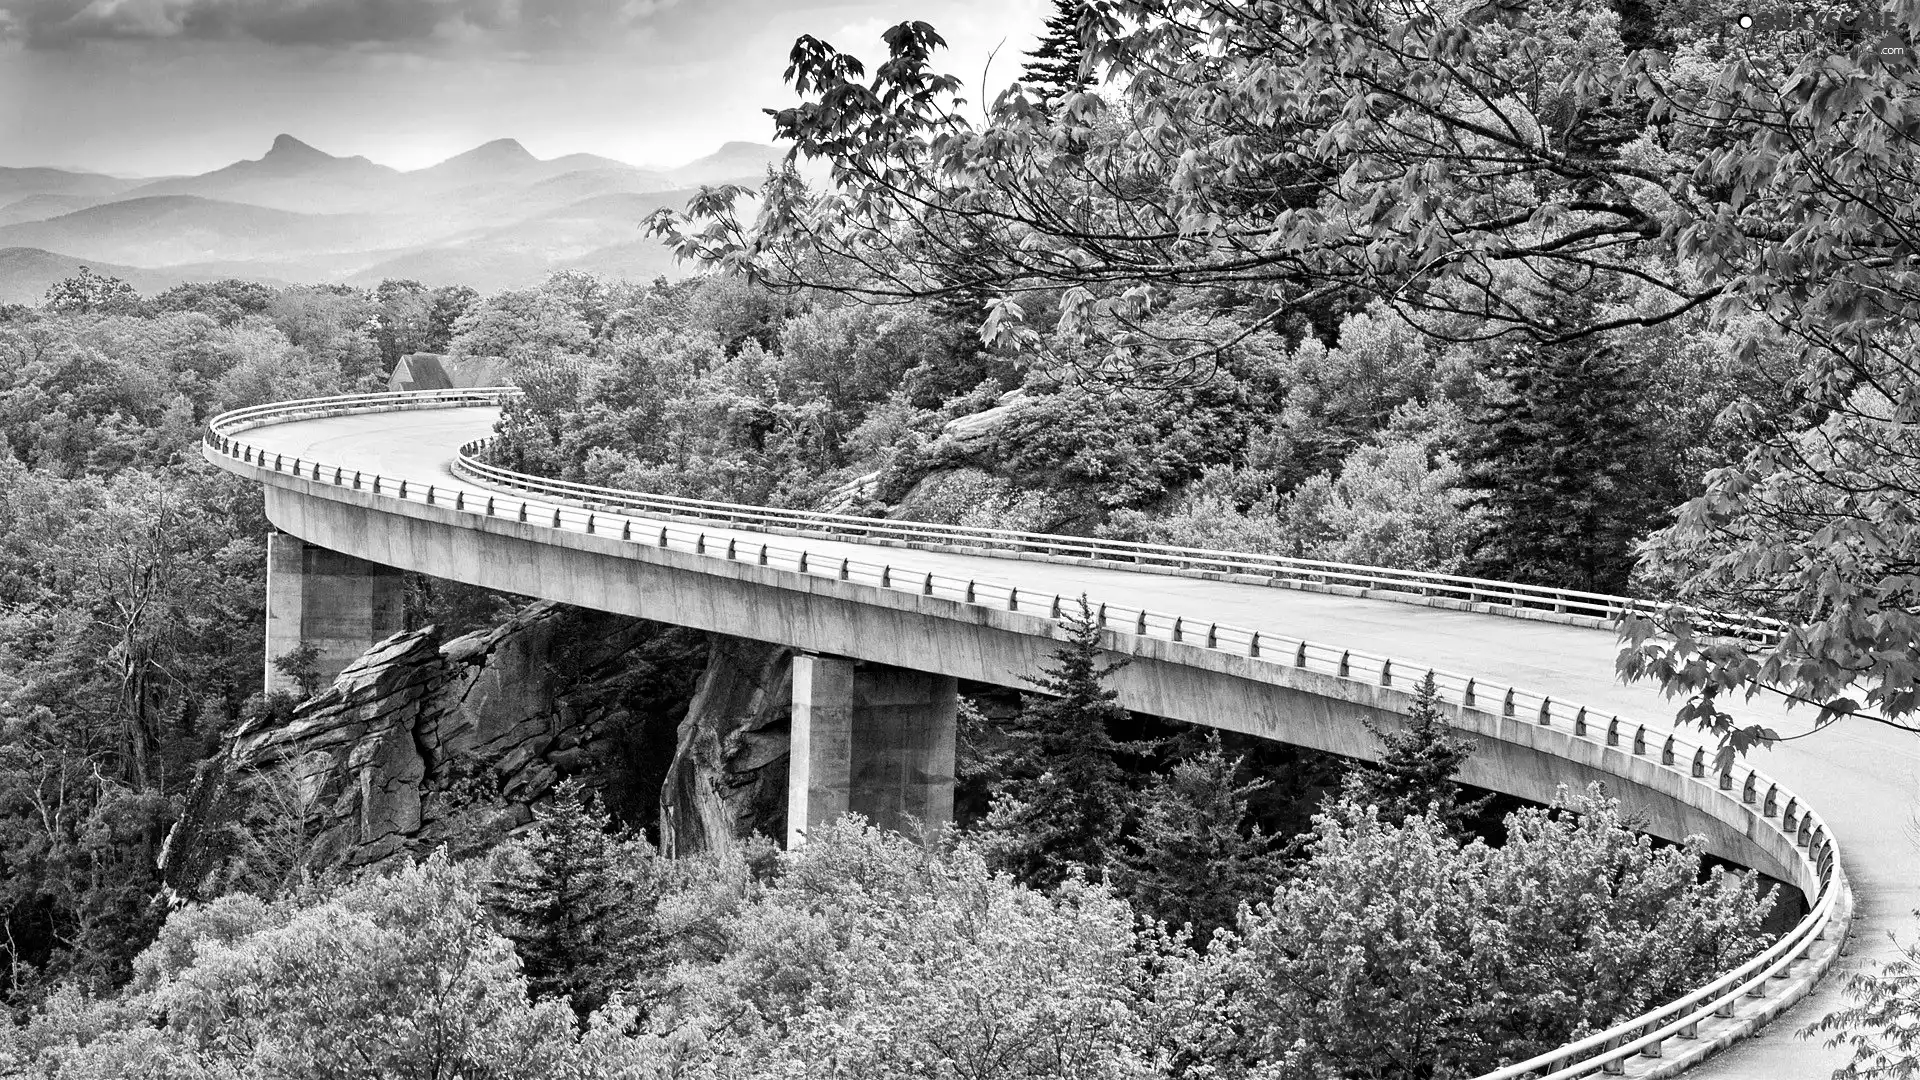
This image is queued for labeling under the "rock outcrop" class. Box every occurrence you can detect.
[937,387,1027,450]
[162,603,689,892]
[162,601,801,892]
[818,390,1030,515]
[658,636,793,858]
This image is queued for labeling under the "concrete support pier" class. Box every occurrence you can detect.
[787,655,958,847]
[264,532,406,695]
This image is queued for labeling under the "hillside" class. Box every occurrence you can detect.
[407,138,674,195]
[0,166,147,206]
[335,191,696,291]
[0,247,287,305]
[0,195,410,267]
[0,193,104,227]
[660,140,797,186]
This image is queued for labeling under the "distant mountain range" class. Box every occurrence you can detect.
[0,135,805,303]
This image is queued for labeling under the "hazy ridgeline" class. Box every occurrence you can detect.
[0,136,812,304]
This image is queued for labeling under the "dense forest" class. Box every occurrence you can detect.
[3,0,1920,1076]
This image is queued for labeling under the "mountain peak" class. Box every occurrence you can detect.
[417,138,544,177]
[265,134,328,161]
[471,138,535,161]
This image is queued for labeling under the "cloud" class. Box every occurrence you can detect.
[0,0,684,51]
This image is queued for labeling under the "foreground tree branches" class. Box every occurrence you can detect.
[653,3,1910,370]
[1808,921,1920,1079]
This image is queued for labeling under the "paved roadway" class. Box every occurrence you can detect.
[239,405,1920,1079]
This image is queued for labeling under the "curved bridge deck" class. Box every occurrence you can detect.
[208,395,1920,1080]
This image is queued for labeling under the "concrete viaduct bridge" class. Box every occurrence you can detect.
[205,389,1917,1080]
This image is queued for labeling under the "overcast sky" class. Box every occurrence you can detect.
[0,0,1050,176]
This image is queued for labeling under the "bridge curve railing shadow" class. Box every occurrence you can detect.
[207,389,1846,1080]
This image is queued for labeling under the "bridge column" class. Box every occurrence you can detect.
[264,532,406,695]
[787,655,957,847]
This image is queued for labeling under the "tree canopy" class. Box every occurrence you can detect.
[652,3,1914,370]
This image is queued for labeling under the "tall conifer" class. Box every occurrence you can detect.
[1342,672,1487,834]
[1121,732,1284,947]
[1462,332,1653,593]
[1021,1,1091,100]
[486,780,656,1017]
[979,596,1152,889]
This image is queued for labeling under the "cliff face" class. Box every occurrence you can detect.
[659,636,793,858]
[163,602,795,894]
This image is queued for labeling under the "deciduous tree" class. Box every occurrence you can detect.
[647,2,1687,377]
[1208,786,1775,1078]
[671,819,1162,1078]
[43,269,144,318]
[8,855,660,1079]
[1806,926,1920,1079]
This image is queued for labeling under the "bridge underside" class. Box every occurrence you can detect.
[256,481,1811,892]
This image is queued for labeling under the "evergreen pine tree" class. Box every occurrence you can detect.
[979,596,1151,890]
[1342,672,1487,833]
[1021,1,1092,101]
[912,225,1012,408]
[1461,332,1654,593]
[485,779,657,1017]
[1120,732,1285,947]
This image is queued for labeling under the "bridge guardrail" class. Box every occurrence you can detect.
[206,389,1846,1080]
[456,447,1776,641]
